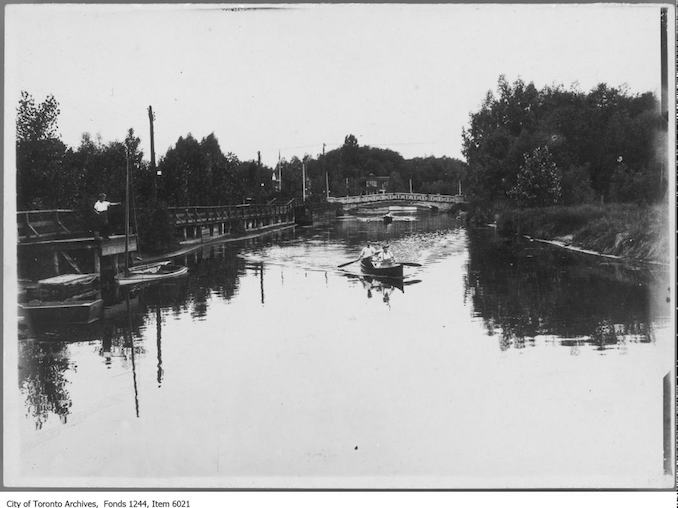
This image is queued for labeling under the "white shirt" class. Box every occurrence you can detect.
[94,200,111,213]
[360,246,374,259]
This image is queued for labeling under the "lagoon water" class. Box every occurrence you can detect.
[8,214,674,488]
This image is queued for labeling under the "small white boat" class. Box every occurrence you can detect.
[115,261,188,286]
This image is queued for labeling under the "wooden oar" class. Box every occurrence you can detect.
[400,262,422,267]
[338,258,360,268]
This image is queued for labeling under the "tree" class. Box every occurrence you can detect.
[17,91,61,143]
[16,92,69,209]
[462,76,665,207]
[508,146,562,208]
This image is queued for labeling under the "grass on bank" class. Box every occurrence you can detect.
[496,203,670,263]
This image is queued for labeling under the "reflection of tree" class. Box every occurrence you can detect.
[18,341,72,429]
[465,229,662,350]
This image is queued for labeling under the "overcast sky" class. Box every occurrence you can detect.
[5,3,665,167]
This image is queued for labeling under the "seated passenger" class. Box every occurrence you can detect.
[377,245,395,266]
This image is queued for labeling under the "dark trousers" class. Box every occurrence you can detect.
[96,212,110,238]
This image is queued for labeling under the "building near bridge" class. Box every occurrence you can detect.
[364,174,390,194]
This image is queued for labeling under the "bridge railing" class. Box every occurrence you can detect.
[327,192,463,204]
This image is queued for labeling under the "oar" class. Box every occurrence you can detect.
[338,259,360,268]
[400,262,422,267]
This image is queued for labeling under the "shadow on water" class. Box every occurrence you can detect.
[464,228,670,351]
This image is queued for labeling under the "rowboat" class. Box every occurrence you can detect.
[115,261,188,286]
[360,258,404,278]
[383,213,393,224]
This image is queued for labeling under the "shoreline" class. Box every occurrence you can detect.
[522,235,669,267]
[494,203,669,267]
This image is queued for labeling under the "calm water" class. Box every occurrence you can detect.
[8,214,674,488]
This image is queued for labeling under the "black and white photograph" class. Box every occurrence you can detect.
[4,2,676,492]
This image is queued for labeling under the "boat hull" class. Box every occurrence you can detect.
[360,259,404,278]
[19,299,104,325]
[115,264,189,286]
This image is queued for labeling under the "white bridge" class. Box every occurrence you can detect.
[327,192,466,211]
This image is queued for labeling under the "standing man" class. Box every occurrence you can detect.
[93,193,121,239]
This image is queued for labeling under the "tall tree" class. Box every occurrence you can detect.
[16,92,70,209]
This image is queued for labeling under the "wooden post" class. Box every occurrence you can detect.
[148,106,157,201]
[323,143,329,198]
[302,160,306,202]
[93,248,101,274]
[124,147,130,274]
[53,251,60,275]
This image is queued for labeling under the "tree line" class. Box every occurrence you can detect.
[16,92,468,213]
[18,76,664,216]
[462,76,667,210]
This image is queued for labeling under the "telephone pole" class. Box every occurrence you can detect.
[323,143,329,198]
[148,106,157,202]
[302,160,307,202]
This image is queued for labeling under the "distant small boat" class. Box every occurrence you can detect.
[115,261,188,286]
[388,205,418,213]
[360,258,404,278]
[383,214,393,224]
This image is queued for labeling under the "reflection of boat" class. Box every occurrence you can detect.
[361,275,404,293]
[115,261,188,286]
[360,258,404,278]
[19,273,103,325]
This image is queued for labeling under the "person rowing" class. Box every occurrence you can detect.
[358,241,377,261]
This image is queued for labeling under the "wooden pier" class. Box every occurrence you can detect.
[167,201,295,243]
[17,202,294,278]
[17,209,137,278]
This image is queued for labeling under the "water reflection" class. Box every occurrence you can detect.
[13,215,670,476]
[464,228,669,351]
[18,341,72,429]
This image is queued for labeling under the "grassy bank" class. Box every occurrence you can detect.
[496,203,670,264]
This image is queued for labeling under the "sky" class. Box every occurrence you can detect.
[5,3,666,167]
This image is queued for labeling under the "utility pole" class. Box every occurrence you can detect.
[409,178,413,193]
[124,147,130,274]
[323,143,329,198]
[277,150,282,192]
[302,160,306,202]
[148,106,157,201]
[458,179,462,196]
